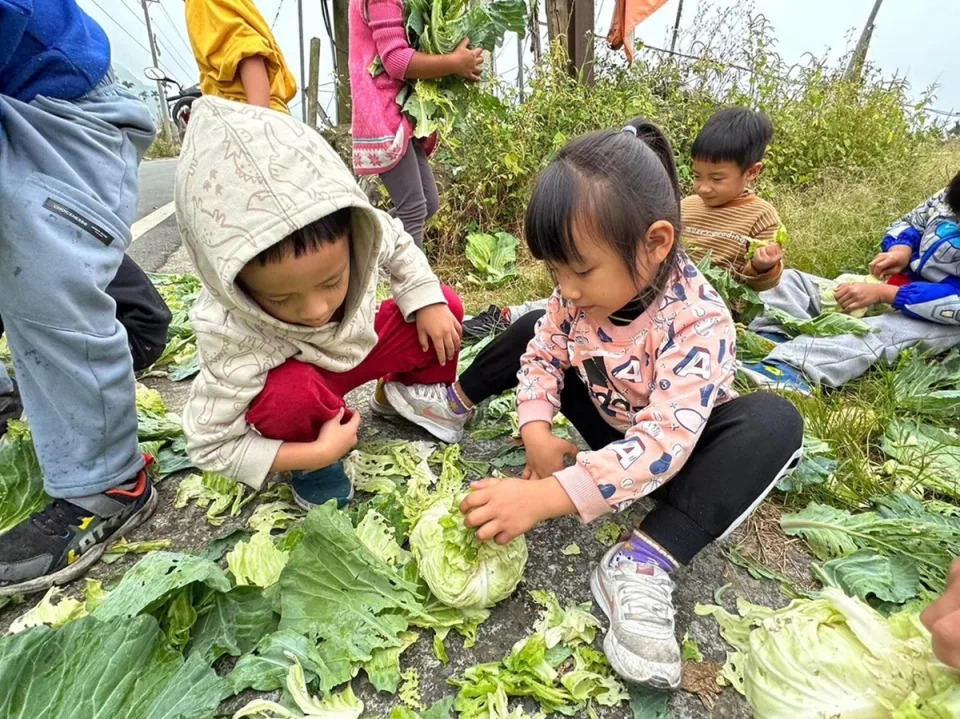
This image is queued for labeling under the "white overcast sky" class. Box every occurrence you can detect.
[80,0,958,125]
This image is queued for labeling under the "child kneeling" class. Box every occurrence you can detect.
[176,97,463,508]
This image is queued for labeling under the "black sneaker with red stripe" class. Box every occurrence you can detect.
[0,457,157,596]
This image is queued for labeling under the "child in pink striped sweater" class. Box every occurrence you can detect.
[388,119,804,691]
[348,0,483,249]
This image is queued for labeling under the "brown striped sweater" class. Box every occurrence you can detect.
[680,191,783,291]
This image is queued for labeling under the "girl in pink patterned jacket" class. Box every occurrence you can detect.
[348,0,482,249]
[398,119,804,691]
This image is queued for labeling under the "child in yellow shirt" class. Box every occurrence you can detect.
[184,0,297,112]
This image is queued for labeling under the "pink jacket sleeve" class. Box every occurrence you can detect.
[554,307,736,523]
[515,290,571,428]
[367,0,415,80]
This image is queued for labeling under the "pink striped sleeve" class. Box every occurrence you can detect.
[367,0,415,80]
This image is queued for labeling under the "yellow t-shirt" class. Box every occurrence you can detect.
[185,0,297,113]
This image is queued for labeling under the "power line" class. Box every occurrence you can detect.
[117,0,147,27]
[152,23,196,76]
[89,0,152,57]
[271,0,287,29]
[155,37,196,81]
[157,0,196,59]
[109,0,193,82]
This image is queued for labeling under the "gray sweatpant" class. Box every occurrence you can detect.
[0,75,155,497]
[380,138,439,249]
[749,269,960,387]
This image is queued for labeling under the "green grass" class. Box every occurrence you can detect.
[435,252,554,316]
[777,143,960,279]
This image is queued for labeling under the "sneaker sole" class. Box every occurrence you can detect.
[382,383,464,444]
[590,566,681,690]
[0,488,159,597]
[368,391,400,418]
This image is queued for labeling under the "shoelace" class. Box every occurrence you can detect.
[616,568,674,626]
[30,500,87,536]
[410,383,446,403]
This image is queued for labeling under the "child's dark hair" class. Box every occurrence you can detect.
[253,208,352,265]
[691,107,774,171]
[524,118,682,299]
[947,171,960,216]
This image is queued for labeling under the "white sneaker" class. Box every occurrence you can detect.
[590,542,682,690]
[382,382,469,443]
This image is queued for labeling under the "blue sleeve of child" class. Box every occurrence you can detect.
[893,277,960,325]
[881,226,922,252]
[0,0,31,72]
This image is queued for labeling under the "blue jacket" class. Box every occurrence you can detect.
[882,189,960,325]
[0,0,110,102]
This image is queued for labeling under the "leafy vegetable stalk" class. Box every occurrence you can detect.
[394,0,526,137]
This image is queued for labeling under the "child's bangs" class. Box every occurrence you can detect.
[524,163,586,267]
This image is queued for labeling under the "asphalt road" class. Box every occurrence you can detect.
[128,158,184,274]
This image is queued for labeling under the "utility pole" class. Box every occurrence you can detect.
[333,0,352,124]
[528,0,541,65]
[845,0,883,81]
[141,0,175,143]
[517,34,525,102]
[307,38,322,128]
[298,0,307,122]
[566,0,594,84]
[669,0,684,54]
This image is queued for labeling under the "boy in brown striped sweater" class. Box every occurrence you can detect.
[683,107,784,291]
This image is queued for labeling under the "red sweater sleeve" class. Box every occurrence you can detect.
[367,0,415,80]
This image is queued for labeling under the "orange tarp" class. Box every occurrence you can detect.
[607,0,670,64]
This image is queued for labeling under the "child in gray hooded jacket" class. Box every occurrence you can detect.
[176,97,468,508]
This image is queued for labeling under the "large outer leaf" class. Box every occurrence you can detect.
[94,551,232,621]
[782,496,960,592]
[188,586,278,662]
[696,254,765,324]
[777,432,836,493]
[137,410,185,442]
[882,419,960,499]
[891,349,960,419]
[364,630,419,692]
[813,550,921,604]
[402,80,458,138]
[0,423,48,533]
[461,0,527,51]
[0,614,226,719]
[226,530,290,587]
[465,232,519,287]
[735,325,776,363]
[779,502,869,559]
[278,503,425,692]
[227,628,334,694]
[768,307,871,338]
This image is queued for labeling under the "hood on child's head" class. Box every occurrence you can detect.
[174,96,382,331]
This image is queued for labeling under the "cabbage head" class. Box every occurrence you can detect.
[697,588,960,718]
[409,493,527,609]
[820,273,882,318]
